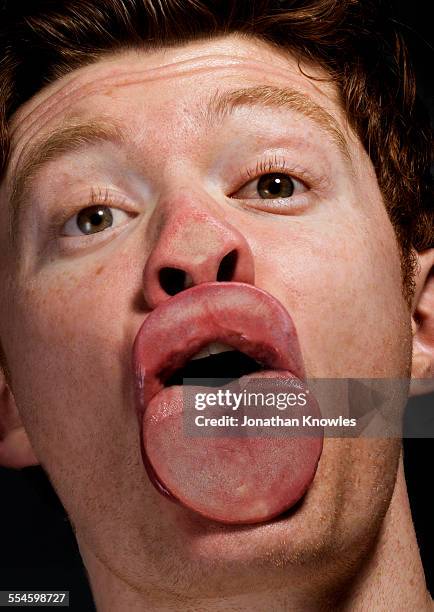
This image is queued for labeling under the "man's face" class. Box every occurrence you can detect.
[0,35,412,596]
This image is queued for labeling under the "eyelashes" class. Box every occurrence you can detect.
[243,155,291,180]
[237,154,316,186]
[60,188,131,236]
[231,154,313,207]
[47,154,323,246]
[44,187,134,242]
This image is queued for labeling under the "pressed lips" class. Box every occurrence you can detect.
[133,281,323,524]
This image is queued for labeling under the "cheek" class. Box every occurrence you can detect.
[2,252,170,544]
[3,253,144,471]
[253,212,411,378]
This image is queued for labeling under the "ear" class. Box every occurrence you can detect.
[409,248,434,397]
[0,368,39,468]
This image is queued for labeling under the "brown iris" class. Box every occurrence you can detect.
[257,173,294,199]
[76,205,114,235]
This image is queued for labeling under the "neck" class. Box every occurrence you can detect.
[80,456,432,612]
[337,457,431,611]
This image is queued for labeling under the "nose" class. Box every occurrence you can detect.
[143,194,255,309]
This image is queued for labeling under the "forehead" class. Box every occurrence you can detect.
[8,34,354,166]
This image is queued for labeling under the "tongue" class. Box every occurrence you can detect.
[143,371,322,524]
[133,282,323,525]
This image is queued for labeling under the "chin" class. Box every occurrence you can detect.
[149,438,399,588]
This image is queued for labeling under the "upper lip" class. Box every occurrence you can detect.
[132,281,305,419]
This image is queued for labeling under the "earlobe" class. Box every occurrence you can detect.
[410,248,434,397]
[0,371,39,469]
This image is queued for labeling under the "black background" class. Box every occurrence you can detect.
[0,2,433,611]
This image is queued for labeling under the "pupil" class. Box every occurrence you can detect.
[90,211,104,225]
[269,179,281,194]
[77,205,113,234]
[257,173,294,199]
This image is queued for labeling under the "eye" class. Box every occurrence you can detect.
[233,172,306,200]
[62,205,131,236]
[256,173,294,198]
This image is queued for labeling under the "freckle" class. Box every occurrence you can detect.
[96,266,104,275]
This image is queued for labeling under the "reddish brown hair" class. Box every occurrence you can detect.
[0,0,432,304]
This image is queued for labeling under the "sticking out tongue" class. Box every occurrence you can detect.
[133,282,323,525]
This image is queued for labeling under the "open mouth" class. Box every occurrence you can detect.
[134,281,307,412]
[164,345,264,387]
[133,281,323,525]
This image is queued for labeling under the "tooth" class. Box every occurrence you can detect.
[190,342,234,360]
[209,342,233,355]
[190,347,210,361]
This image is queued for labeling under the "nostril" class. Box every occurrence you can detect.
[217,249,238,282]
[159,267,192,296]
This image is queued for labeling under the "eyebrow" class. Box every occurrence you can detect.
[8,85,350,243]
[203,85,351,163]
[8,120,123,242]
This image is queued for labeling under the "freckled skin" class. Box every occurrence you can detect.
[0,35,427,611]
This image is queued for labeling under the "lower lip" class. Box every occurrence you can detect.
[133,282,323,525]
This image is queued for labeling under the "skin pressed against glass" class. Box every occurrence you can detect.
[0,30,433,612]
